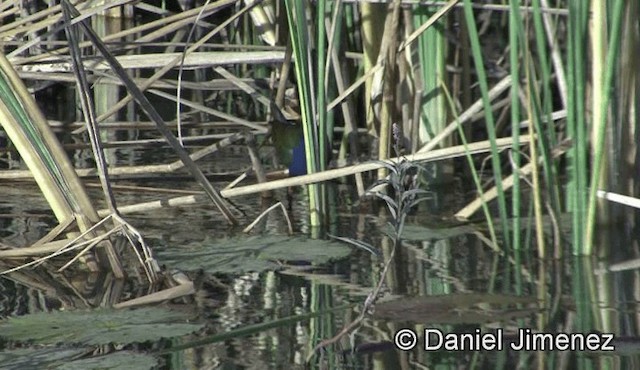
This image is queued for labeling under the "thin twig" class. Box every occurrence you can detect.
[58,226,121,272]
[243,201,293,235]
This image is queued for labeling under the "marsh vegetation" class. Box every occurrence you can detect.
[0,0,639,369]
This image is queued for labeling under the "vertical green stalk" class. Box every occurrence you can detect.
[323,1,337,165]
[522,7,554,259]
[462,0,511,251]
[93,14,119,166]
[572,258,596,370]
[584,0,625,254]
[531,1,557,147]
[326,1,343,159]
[567,1,588,255]
[377,1,401,180]
[441,84,500,259]
[360,3,385,136]
[344,3,355,48]
[524,66,547,259]
[531,0,561,218]
[316,0,328,221]
[284,0,323,226]
[509,0,522,254]
[414,3,447,177]
[0,54,101,225]
[317,0,327,172]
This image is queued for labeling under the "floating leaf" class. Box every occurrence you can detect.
[389,214,573,242]
[328,234,381,257]
[0,307,203,346]
[383,223,477,241]
[157,234,351,274]
[373,293,539,324]
[0,347,87,369]
[56,351,158,370]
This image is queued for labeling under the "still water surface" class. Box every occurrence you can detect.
[0,148,639,370]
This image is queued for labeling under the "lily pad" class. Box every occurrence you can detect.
[0,307,203,346]
[157,234,352,274]
[388,214,573,242]
[0,347,87,369]
[373,293,539,324]
[384,223,477,241]
[56,351,158,370]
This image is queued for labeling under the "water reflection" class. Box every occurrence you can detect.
[1,179,640,369]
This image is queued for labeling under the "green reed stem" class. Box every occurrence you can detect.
[317,0,328,172]
[284,0,322,226]
[441,82,500,254]
[567,1,589,255]
[509,0,522,253]
[462,0,511,251]
[531,0,561,217]
[584,0,625,254]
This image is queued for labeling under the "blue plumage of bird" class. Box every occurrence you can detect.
[288,136,308,176]
[271,120,308,176]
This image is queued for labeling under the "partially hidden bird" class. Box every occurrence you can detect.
[271,119,308,176]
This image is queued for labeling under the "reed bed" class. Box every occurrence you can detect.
[1,4,639,369]
[0,0,637,274]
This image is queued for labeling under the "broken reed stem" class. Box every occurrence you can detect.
[0,214,112,274]
[2,135,531,223]
[220,135,530,198]
[456,139,570,219]
[0,131,247,180]
[243,201,293,235]
[0,212,159,282]
[87,135,530,217]
[57,226,121,272]
[113,280,195,309]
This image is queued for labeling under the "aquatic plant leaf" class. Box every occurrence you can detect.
[328,234,381,257]
[56,351,158,370]
[371,160,400,175]
[365,177,400,197]
[383,221,399,240]
[367,192,398,218]
[0,307,203,345]
[366,178,394,190]
[373,293,539,324]
[383,223,476,241]
[400,189,431,205]
[398,159,419,173]
[405,197,434,213]
[398,159,430,174]
[157,235,351,274]
[0,347,87,369]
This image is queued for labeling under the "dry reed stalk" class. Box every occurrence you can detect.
[148,89,268,132]
[8,1,233,63]
[0,131,247,179]
[243,202,293,234]
[14,51,285,73]
[456,140,571,219]
[88,135,531,217]
[113,280,195,309]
